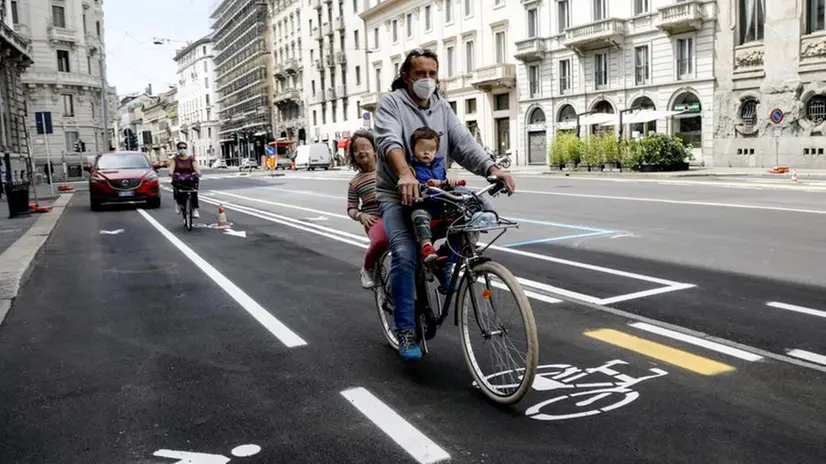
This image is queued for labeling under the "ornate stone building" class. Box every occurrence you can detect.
[715,0,826,167]
[0,0,34,183]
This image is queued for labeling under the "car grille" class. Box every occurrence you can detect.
[108,178,142,190]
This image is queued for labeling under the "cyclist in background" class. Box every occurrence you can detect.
[168,141,201,218]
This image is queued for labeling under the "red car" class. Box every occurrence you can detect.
[85,151,161,210]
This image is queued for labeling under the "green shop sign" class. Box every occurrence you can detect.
[673,101,701,113]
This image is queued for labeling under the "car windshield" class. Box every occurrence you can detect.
[96,154,150,170]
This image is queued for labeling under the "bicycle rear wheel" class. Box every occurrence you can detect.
[374,251,398,350]
[457,260,538,405]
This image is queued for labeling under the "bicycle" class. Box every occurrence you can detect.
[172,174,199,231]
[373,176,539,405]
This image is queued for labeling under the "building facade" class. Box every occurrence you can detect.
[304,0,372,152]
[269,0,307,143]
[14,0,108,173]
[211,0,272,162]
[359,0,521,162]
[174,35,220,165]
[0,0,34,182]
[511,0,715,166]
[714,0,826,168]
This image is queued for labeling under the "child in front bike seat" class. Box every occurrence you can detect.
[408,127,459,264]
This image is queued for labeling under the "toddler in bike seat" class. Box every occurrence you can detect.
[408,127,459,263]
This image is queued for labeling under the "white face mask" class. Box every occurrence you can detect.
[412,78,437,101]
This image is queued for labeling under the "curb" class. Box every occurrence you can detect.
[0,193,73,326]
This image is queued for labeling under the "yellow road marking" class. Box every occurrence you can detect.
[584,329,736,376]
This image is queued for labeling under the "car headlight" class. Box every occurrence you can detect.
[90,176,106,184]
[143,172,158,182]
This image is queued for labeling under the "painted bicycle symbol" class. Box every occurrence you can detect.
[477,359,668,420]
[153,444,261,463]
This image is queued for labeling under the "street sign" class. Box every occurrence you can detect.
[770,108,784,124]
[35,112,53,135]
[265,146,275,155]
[362,112,371,121]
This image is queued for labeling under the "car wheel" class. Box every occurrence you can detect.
[146,197,161,209]
[90,199,102,211]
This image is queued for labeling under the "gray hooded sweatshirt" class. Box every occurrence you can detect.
[373,88,495,204]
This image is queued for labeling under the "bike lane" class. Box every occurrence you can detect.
[136,191,826,464]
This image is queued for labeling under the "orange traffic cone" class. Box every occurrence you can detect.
[791,170,799,183]
[217,205,230,227]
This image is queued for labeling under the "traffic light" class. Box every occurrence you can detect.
[122,129,138,151]
[73,140,80,152]
[73,140,86,152]
[80,140,86,152]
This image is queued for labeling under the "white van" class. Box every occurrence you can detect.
[293,143,331,170]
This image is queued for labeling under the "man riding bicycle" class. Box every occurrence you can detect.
[168,141,202,219]
[374,48,516,362]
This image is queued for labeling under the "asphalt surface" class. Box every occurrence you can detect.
[0,168,824,463]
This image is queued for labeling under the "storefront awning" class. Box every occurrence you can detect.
[623,109,686,125]
[581,112,618,126]
[556,120,577,130]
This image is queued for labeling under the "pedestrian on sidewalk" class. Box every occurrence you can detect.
[346,130,387,288]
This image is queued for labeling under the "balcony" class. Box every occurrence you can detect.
[654,0,703,35]
[82,0,91,8]
[327,87,337,99]
[285,58,299,73]
[314,58,322,68]
[274,63,286,78]
[274,88,301,105]
[562,18,626,54]
[360,92,385,111]
[311,90,326,103]
[312,26,322,40]
[469,63,517,91]
[514,37,546,62]
[86,32,99,50]
[23,72,101,89]
[47,26,77,44]
[322,23,333,36]
[336,85,347,98]
[325,54,335,68]
[310,0,320,8]
[335,16,345,31]
[336,51,347,65]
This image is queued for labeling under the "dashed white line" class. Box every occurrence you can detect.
[629,322,764,362]
[340,387,451,464]
[766,301,826,319]
[786,349,826,366]
[137,209,308,348]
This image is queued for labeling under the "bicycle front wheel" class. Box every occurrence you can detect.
[185,196,193,231]
[457,260,538,405]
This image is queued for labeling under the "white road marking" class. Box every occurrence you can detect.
[223,229,247,238]
[629,322,764,362]
[766,301,826,319]
[99,228,125,235]
[516,189,826,215]
[786,349,826,366]
[137,209,307,348]
[340,387,451,464]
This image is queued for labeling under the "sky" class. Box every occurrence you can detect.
[103,0,216,97]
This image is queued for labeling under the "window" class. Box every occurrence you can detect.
[392,20,398,42]
[425,5,432,30]
[87,55,92,74]
[495,31,506,64]
[91,102,95,119]
[593,0,606,21]
[466,98,477,114]
[96,21,100,37]
[465,40,475,72]
[494,94,509,111]
[807,95,826,123]
[528,65,539,97]
[375,67,382,92]
[373,27,379,49]
[204,77,209,88]
[527,9,538,38]
[634,0,649,16]
[313,110,317,125]
[634,45,650,85]
[407,13,413,37]
[354,30,360,49]
[353,0,357,13]
[52,5,66,28]
[393,61,400,76]
[311,80,316,95]
[10,1,18,24]
[558,0,570,33]
[204,61,208,71]
[595,53,608,88]
[739,0,765,44]
[356,101,361,119]
[57,50,70,72]
[464,0,473,17]
[559,59,571,93]
[208,128,212,137]
[83,14,87,33]
[446,45,455,77]
[445,0,453,23]
[494,0,504,6]
[62,94,74,116]
[449,101,457,113]
[677,38,694,78]
[741,98,758,129]
[355,65,361,85]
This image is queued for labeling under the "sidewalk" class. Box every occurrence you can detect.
[0,184,61,257]
[449,165,826,180]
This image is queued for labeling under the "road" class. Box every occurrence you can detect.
[0,168,824,463]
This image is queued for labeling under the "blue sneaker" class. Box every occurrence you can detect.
[396,330,423,361]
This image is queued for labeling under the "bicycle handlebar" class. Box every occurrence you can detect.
[420,176,507,203]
